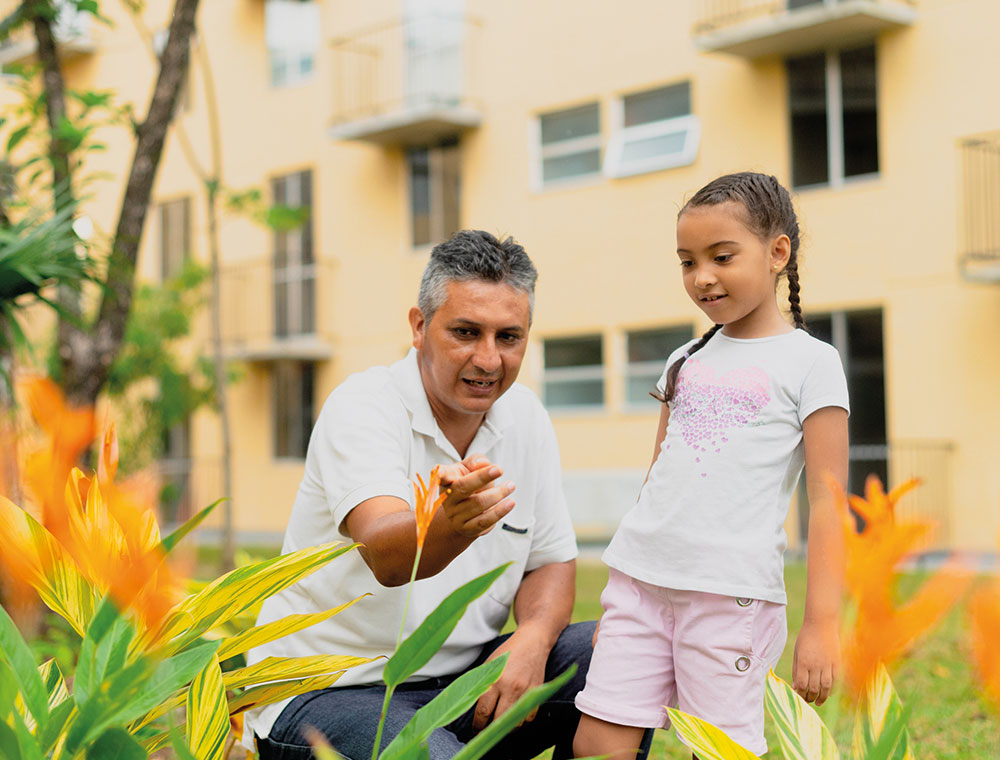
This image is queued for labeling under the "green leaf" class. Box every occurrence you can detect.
[852,664,912,760]
[186,655,229,760]
[665,707,761,760]
[74,596,123,705]
[86,727,147,760]
[0,660,17,719]
[146,541,358,653]
[159,498,223,554]
[384,564,509,689]
[451,665,576,760]
[0,603,48,732]
[122,639,222,725]
[0,721,20,760]
[10,707,44,760]
[381,656,508,760]
[6,124,30,152]
[215,594,367,661]
[38,699,75,754]
[764,670,839,760]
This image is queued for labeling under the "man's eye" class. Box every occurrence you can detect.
[498,333,520,344]
[454,328,476,338]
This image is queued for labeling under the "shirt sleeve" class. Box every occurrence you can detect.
[524,405,578,572]
[798,343,851,424]
[307,375,413,536]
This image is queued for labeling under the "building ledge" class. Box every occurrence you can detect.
[327,102,481,146]
[693,0,917,59]
[224,335,333,363]
[959,254,1000,284]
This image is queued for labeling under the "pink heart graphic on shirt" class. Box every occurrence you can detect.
[671,359,770,454]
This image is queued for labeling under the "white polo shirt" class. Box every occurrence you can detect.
[245,349,578,741]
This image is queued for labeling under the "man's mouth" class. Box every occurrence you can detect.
[463,378,497,388]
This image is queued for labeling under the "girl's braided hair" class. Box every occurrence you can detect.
[655,172,804,404]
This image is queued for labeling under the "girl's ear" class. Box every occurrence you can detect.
[770,234,792,273]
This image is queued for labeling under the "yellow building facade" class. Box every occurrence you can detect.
[4,0,999,554]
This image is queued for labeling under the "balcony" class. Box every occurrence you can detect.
[328,14,481,146]
[0,2,97,66]
[219,258,334,362]
[958,132,1000,284]
[692,0,917,59]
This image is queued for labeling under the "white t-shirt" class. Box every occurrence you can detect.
[603,329,849,605]
[245,349,578,741]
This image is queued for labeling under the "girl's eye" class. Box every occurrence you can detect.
[715,254,733,263]
[679,260,693,268]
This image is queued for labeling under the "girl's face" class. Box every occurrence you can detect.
[676,202,792,339]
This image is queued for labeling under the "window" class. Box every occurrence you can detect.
[797,308,886,541]
[157,197,190,282]
[605,82,700,178]
[159,419,191,526]
[543,335,604,409]
[274,360,315,458]
[625,326,695,407]
[788,44,878,188]
[408,140,461,247]
[538,103,601,186]
[272,170,315,338]
[266,0,319,87]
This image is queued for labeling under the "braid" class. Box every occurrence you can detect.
[786,259,806,330]
[651,323,722,404]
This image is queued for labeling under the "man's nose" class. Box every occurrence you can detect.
[472,336,502,374]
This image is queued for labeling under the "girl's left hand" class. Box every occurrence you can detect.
[792,620,839,705]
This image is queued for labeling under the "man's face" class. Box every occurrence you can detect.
[410,279,531,430]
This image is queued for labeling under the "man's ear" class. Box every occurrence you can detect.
[408,306,426,350]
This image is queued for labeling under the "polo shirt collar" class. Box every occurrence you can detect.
[392,349,514,460]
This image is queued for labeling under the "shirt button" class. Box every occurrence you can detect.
[737,597,753,607]
[735,655,751,672]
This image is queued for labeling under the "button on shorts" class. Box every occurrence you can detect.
[574,568,787,755]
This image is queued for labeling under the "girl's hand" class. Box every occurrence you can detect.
[792,620,839,705]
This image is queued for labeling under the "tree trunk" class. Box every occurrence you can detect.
[56,0,201,406]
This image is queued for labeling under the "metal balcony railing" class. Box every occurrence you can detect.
[692,0,917,58]
[959,132,1000,283]
[328,13,481,145]
[219,258,334,362]
[797,439,956,549]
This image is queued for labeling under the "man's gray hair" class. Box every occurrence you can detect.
[418,230,537,323]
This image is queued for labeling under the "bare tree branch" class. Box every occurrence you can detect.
[61,0,201,404]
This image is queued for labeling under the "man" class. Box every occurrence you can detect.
[248,230,609,760]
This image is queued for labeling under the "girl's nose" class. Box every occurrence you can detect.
[693,266,716,288]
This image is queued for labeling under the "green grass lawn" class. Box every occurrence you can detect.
[573,558,1000,759]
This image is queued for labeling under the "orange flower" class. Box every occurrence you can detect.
[831,474,970,699]
[413,466,450,549]
[2,378,179,633]
[970,580,1000,711]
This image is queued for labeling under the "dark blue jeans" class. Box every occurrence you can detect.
[256,621,652,760]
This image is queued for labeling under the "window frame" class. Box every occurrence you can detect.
[534,102,603,190]
[541,334,605,412]
[623,325,696,411]
[604,83,700,179]
[273,360,315,460]
[407,139,461,249]
[788,44,879,190]
[272,169,316,339]
[266,0,319,89]
[157,196,190,283]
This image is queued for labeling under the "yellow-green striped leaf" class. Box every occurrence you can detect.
[665,707,761,760]
[37,660,71,712]
[226,673,346,716]
[0,496,95,637]
[764,670,840,760]
[186,655,229,760]
[215,595,368,661]
[852,663,913,760]
[145,542,358,652]
[133,654,373,731]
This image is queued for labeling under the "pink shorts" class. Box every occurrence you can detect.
[575,568,787,755]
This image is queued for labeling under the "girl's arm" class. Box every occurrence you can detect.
[794,405,849,705]
[645,402,671,480]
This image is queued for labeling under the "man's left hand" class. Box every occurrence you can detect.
[471,627,549,731]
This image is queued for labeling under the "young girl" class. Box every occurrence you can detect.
[573,172,849,758]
